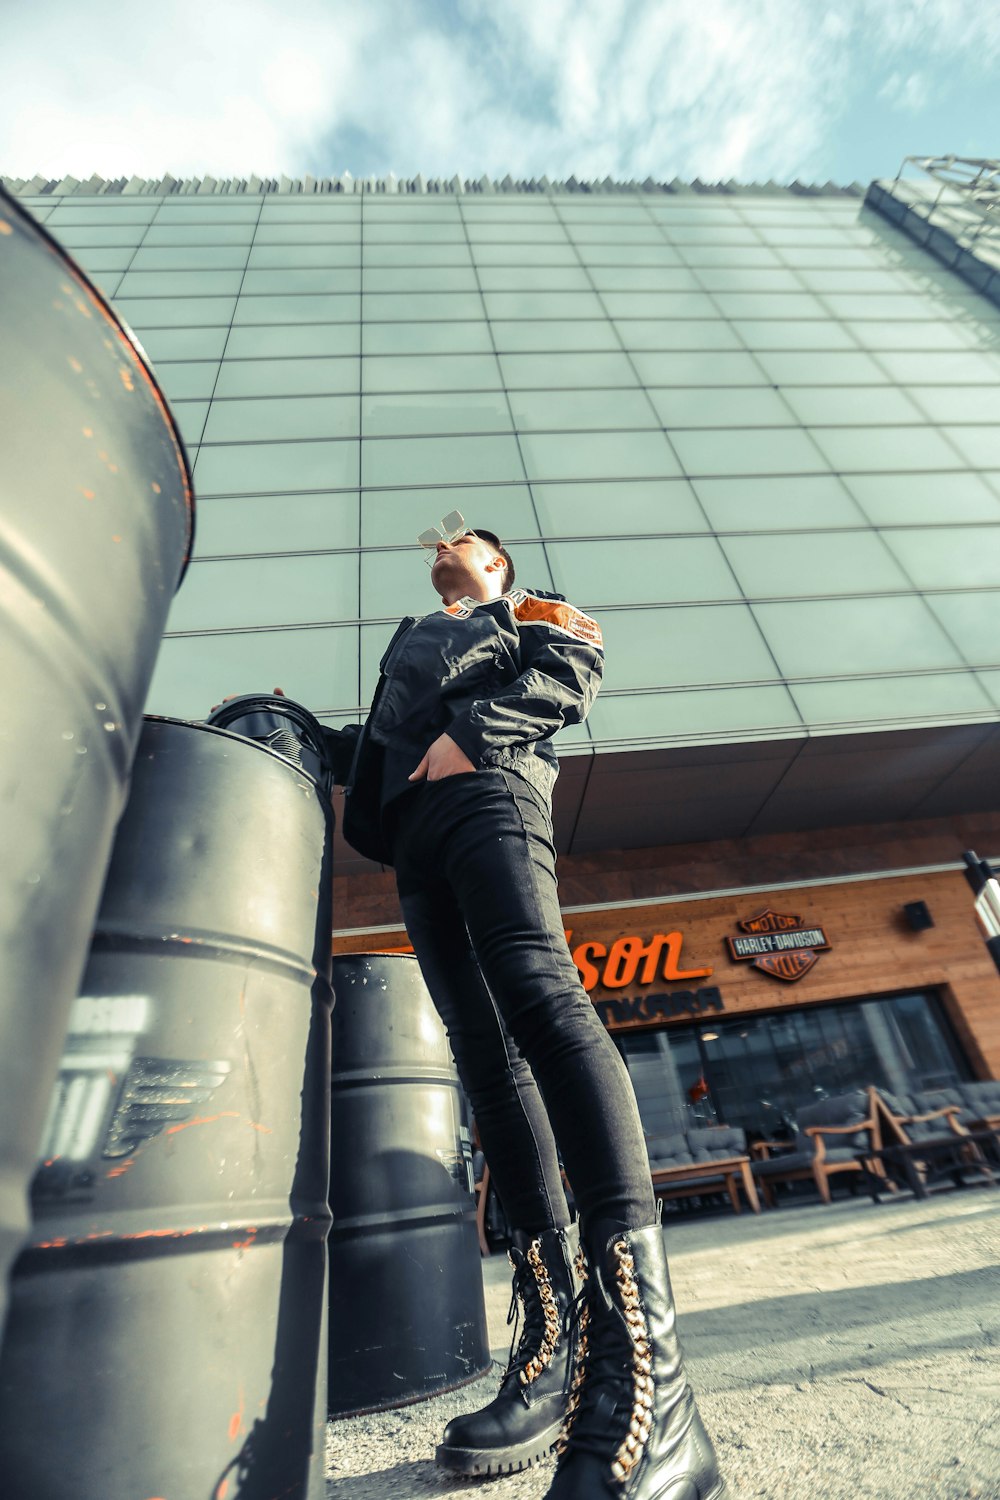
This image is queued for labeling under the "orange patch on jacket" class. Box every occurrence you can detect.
[514,595,603,647]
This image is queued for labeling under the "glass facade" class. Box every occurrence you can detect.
[617,990,972,1142]
[18,186,1000,746]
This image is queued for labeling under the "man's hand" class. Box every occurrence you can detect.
[408,733,477,783]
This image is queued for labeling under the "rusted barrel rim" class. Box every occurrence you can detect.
[0,182,196,589]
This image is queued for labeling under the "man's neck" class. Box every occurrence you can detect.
[437,582,499,607]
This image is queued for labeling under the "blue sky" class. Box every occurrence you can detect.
[3,0,998,186]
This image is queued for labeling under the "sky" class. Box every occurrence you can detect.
[3,0,998,188]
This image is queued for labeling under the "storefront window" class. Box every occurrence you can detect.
[617,990,970,1142]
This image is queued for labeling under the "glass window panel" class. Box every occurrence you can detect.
[846,321,980,352]
[193,439,358,496]
[363,266,480,293]
[155,204,259,224]
[616,320,739,353]
[195,492,359,556]
[148,625,359,719]
[92,272,123,299]
[475,266,592,292]
[359,542,553,624]
[531,479,709,536]
[671,428,825,478]
[233,293,359,325]
[470,243,580,266]
[241,268,362,294]
[711,293,827,320]
[630,351,767,386]
[171,401,209,447]
[556,208,650,225]
[927,592,1000,663]
[462,205,559,222]
[364,222,467,243]
[144,225,257,246]
[258,202,361,221]
[596,605,780,690]
[362,321,493,354]
[115,270,244,297]
[694,475,868,531]
[940,425,1000,469]
[790,672,992,726]
[70,248,135,274]
[695,267,806,292]
[245,243,360,269]
[364,203,460,220]
[876,350,1000,384]
[843,472,1000,525]
[647,211,749,230]
[491,319,621,352]
[781,386,925,426]
[649,387,794,428]
[135,327,229,361]
[361,434,523,487]
[797,269,909,293]
[214,356,359,397]
[362,242,473,266]
[753,596,964,677]
[507,388,657,431]
[156,362,220,400]
[132,245,250,270]
[883,527,1000,589]
[201,394,359,443]
[822,293,967,321]
[754,350,889,385]
[464,222,568,244]
[910,388,1000,424]
[498,351,636,388]
[659,225,761,244]
[809,425,963,473]
[55,227,146,247]
[47,207,157,226]
[600,286,709,317]
[362,292,484,321]
[548,538,739,608]
[588,685,800,742]
[567,225,666,244]
[482,290,605,320]
[589,267,697,292]
[361,391,512,436]
[167,552,359,631]
[253,223,360,244]
[519,430,681,482]
[674,245,783,268]
[722,531,909,598]
[360,485,539,547]
[113,296,236,327]
[224,323,361,358]
[361,352,500,392]
[575,244,686,266]
[732,320,858,351]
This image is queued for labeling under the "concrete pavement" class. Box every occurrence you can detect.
[325,1190,1000,1499]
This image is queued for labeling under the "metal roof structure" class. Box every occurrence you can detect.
[867,155,1000,310]
[2,171,865,199]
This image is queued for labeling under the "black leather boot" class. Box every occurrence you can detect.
[435,1225,579,1476]
[545,1221,728,1499]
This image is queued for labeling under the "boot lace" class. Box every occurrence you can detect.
[500,1239,561,1389]
[557,1240,653,1484]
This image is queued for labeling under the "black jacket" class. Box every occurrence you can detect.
[325,587,604,865]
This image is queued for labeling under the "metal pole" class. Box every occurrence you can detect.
[962,850,1000,975]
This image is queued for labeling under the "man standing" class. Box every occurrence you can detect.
[327,525,727,1500]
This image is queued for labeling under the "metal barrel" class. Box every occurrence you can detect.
[0,187,194,1335]
[0,716,334,1500]
[328,953,490,1417]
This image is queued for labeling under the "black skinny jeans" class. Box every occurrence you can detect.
[391,767,655,1234]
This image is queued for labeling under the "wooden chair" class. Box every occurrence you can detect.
[750,1087,883,1207]
[870,1090,997,1198]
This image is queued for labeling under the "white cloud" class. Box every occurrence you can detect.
[2,0,999,184]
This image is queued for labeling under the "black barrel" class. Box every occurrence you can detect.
[0,188,194,1335]
[328,953,490,1416]
[207,693,334,797]
[0,716,333,1500]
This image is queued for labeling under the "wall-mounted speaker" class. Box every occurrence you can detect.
[903,900,934,932]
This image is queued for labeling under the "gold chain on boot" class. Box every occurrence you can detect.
[555,1245,590,1455]
[609,1240,653,1483]
[519,1238,562,1385]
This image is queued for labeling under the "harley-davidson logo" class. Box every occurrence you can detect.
[726,910,830,983]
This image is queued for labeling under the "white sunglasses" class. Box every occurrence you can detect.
[417,509,469,565]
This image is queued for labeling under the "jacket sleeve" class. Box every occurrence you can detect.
[445,597,604,766]
[321,722,363,784]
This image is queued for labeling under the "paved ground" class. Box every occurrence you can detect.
[325,1189,1000,1499]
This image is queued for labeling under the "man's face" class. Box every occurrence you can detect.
[430,530,505,597]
